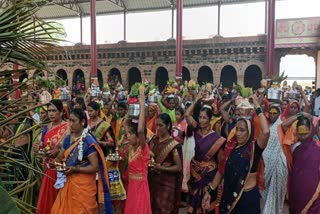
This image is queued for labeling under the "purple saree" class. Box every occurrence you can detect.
[290,132,320,214]
[188,130,225,213]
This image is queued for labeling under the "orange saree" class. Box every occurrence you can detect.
[51,134,112,214]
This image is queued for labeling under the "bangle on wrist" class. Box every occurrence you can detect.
[296,112,303,120]
[207,184,214,194]
[255,106,263,115]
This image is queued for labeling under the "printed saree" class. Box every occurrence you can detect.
[219,130,260,214]
[262,118,288,214]
[36,122,68,214]
[51,134,112,214]
[90,120,110,142]
[188,130,225,214]
[149,137,182,214]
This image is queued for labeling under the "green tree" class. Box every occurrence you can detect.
[0,0,66,213]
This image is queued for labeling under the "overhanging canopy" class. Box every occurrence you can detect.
[34,0,269,19]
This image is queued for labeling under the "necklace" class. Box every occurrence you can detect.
[71,132,82,143]
[49,120,62,131]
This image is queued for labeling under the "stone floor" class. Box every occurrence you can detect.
[178,200,290,213]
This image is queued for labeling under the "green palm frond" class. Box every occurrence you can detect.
[0,1,67,212]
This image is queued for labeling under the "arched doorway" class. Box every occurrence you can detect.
[128,67,142,89]
[72,69,85,95]
[108,68,122,89]
[155,67,169,93]
[182,67,191,82]
[197,66,213,86]
[56,69,68,86]
[19,71,28,83]
[97,69,103,90]
[244,65,262,90]
[280,55,316,92]
[220,65,237,88]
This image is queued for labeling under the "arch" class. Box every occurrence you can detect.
[197,66,213,86]
[220,65,237,88]
[33,69,44,77]
[72,69,85,95]
[155,67,169,92]
[244,65,262,90]
[182,66,191,82]
[279,55,316,87]
[19,71,28,82]
[108,68,122,89]
[56,69,68,86]
[97,69,103,90]
[128,67,142,89]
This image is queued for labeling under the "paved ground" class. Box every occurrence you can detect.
[178,200,290,213]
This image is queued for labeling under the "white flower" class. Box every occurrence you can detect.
[78,128,89,161]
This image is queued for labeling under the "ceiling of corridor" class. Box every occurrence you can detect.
[33,0,272,19]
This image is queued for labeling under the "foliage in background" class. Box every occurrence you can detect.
[0,0,66,213]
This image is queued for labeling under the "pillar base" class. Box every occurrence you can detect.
[90,76,98,87]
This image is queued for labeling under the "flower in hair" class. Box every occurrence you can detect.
[78,127,89,161]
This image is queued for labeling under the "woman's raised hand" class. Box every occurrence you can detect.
[139,84,145,96]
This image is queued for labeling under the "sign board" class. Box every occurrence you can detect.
[275,17,320,48]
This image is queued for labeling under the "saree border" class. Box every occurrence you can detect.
[300,180,320,214]
[156,138,180,164]
[227,141,255,214]
[204,136,225,162]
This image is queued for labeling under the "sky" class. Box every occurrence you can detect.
[54,0,320,81]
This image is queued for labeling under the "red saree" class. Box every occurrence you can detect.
[36,122,68,214]
[124,145,151,214]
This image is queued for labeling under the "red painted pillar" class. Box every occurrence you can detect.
[267,0,275,77]
[90,0,97,79]
[175,0,183,81]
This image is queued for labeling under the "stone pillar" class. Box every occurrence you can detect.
[316,51,320,89]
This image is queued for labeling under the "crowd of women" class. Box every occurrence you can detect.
[6,80,320,214]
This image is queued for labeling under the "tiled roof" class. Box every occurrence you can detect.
[34,0,270,19]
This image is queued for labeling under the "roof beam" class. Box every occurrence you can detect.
[35,0,83,15]
[106,0,126,9]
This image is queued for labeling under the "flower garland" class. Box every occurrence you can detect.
[78,127,89,161]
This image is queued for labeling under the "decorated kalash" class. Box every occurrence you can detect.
[265,71,288,102]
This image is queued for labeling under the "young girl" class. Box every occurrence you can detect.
[124,85,151,214]
[172,107,187,144]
